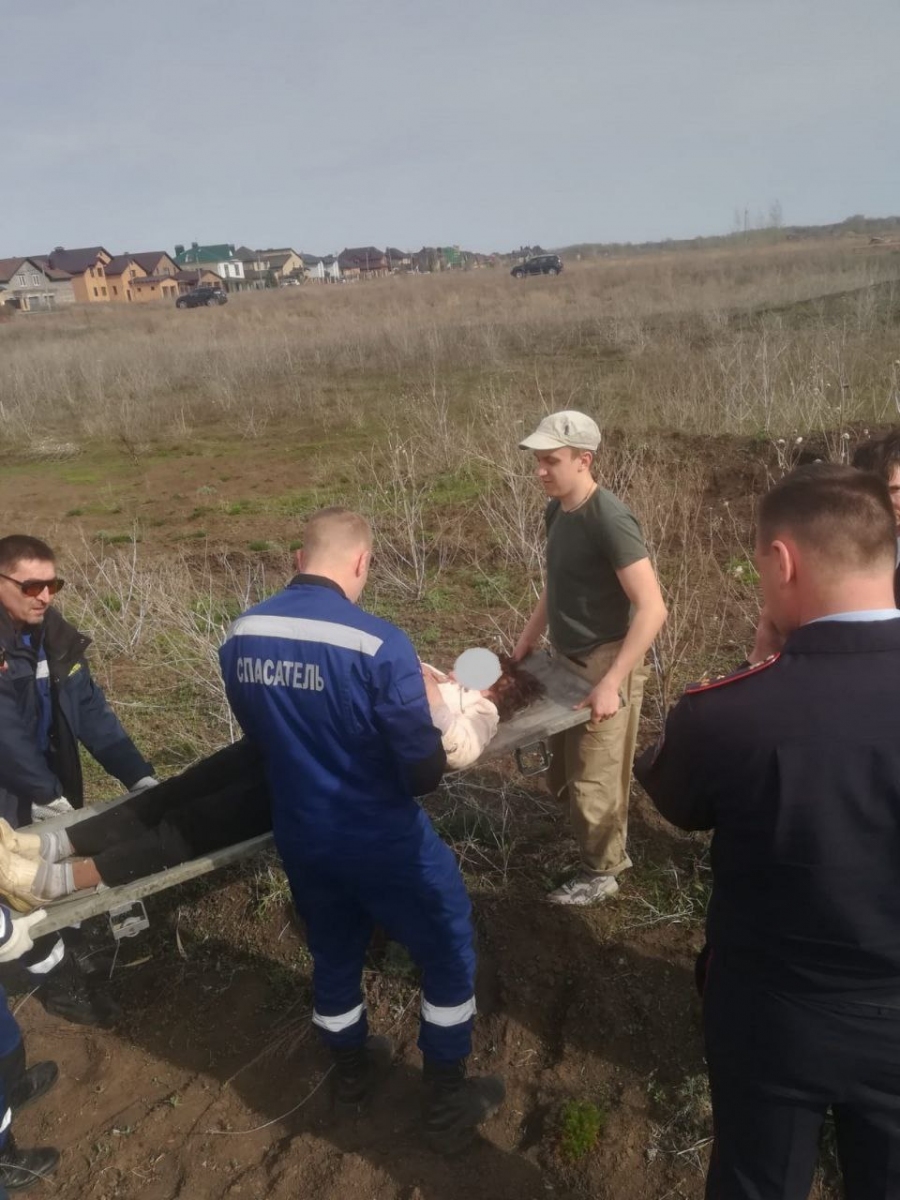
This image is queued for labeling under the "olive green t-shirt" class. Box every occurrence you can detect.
[544,487,648,658]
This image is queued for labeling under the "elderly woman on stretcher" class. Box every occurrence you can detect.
[0,656,543,910]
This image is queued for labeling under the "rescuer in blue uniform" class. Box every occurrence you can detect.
[219,508,504,1153]
[636,464,900,1200]
[0,903,64,1194]
[0,534,156,1029]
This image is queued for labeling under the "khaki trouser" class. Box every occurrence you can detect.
[547,640,649,875]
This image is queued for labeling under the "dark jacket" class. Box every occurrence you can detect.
[635,618,900,996]
[0,606,152,826]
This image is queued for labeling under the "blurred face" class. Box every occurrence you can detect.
[0,558,59,628]
[533,447,593,499]
[887,465,900,530]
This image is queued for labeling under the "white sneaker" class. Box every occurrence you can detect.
[30,798,75,822]
[547,871,619,906]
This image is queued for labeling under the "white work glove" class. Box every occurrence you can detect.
[31,797,75,821]
[0,910,47,962]
[130,777,159,793]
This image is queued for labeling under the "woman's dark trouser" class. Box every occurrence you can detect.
[67,741,271,886]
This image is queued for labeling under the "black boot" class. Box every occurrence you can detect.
[8,1063,58,1116]
[35,953,121,1029]
[0,1135,59,1191]
[423,1058,505,1155]
[332,1036,394,1109]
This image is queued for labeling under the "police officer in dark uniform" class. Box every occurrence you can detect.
[0,534,156,1027]
[636,464,900,1199]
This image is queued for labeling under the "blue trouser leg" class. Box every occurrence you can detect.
[0,987,23,1155]
[361,828,476,1062]
[289,868,373,1051]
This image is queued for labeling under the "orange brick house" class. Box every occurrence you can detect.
[105,255,180,303]
[38,247,113,303]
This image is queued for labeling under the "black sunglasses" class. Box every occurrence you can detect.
[0,572,65,598]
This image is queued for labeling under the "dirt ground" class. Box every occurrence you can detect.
[5,797,707,1200]
[0,429,845,1200]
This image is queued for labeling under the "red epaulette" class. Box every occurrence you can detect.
[684,653,781,695]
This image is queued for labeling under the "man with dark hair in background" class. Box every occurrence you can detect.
[636,464,900,1198]
[0,534,156,1027]
[852,429,900,602]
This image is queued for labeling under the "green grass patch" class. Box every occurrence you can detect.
[248,539,273,552]
[726,555,760,585]
[95,531,139,545]
[555,1098,607,1162]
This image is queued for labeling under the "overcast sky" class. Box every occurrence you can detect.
[3,0,898,255]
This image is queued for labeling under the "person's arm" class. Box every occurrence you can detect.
[577,558,667,721]
[66,664,154,788]
[429,682,499,770]
[512,587,548,663]
[372,639,446,796]
[633,695,715,831]
[0,674,63,802]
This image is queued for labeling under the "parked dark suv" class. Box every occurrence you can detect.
[176,286,227,309]
[511,254,563,278]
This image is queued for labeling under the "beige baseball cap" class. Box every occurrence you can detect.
[518,410,601,452]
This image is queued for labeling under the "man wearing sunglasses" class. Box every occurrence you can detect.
[0,535,155,1027]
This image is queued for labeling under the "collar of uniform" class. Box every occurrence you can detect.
[287,573,347,599]
[785,617,900,655]
[0,604,89,664]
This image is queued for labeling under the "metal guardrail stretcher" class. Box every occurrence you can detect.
[28,652,591,939]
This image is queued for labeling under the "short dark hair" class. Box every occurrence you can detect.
[852,431,900,482]
[757,464,895,571]
[489,656,546,722]
[0,535,55,574]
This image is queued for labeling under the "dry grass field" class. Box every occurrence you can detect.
[1,236,898,1200]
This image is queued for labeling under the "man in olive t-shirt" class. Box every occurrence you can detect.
[513,412,668,905]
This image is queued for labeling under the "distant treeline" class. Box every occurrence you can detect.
[557,215,900,260]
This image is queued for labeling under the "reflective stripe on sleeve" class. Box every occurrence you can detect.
[35,660,50,680]
[25,936,65,976]
[226,615,383,657]
[312,1003,366,1033]
[0,1108,10,1135]
[421,997,477,1027]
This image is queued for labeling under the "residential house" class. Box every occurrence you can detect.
[103,256,146,302]
[174,269,223,295]
[338,246,390,280]
[302,254,325,282]
[129,251,179,279]
[130,252,181,299]
[261,248,303,282]
[104,256,180,303]
[235,246,304,287]
[38,246,112,302]
[303,254,342,283]
[234,246,268,289]
[414,247,440,273]
[0,257,75,311]
[385,247,413,272]
[173,243,246,291]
